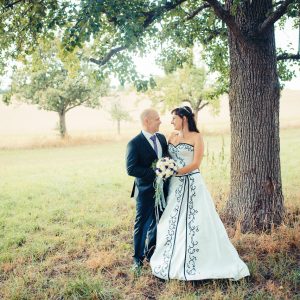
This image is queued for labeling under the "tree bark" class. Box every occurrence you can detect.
[192,99,202,124]
[194,109,199,125]
[58,112,67,138]
[225,0,284,232]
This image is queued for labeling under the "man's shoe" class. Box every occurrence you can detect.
[131,262,142,277]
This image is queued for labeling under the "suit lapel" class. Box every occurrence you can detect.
[156,133,167,156]
[139,132,157,158]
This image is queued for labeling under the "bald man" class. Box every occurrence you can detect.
[126,109,169,273]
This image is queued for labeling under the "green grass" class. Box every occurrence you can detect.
[0,128,299,299]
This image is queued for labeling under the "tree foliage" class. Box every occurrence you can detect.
[1,1,299,85]
[0,1,71,71]
[60,0,299,86]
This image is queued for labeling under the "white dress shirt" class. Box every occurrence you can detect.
[142,130,163,159]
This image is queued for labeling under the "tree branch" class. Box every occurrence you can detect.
[258,0,296,34]
[90,0,188,67]
[186,3,210,20]
[1,0,24,11]
[196,98,202,109]
[203,28,226,43]
[204,0,246,43]
[89,46,127,66]
[199,101,209,110]
[142,0,188,27]
[277,53,300,61]
[66,99,89,112]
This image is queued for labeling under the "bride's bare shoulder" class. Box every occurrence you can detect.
[191,131,203,141]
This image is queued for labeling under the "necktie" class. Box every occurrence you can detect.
[150,134,158,156]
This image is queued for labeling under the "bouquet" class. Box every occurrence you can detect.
[154,157,178,220]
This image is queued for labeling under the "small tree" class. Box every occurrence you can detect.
[109,100,131,135]
[148,63,221,122]
[4,40,109,138]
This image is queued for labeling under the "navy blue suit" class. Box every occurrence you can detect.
[126,132,168,265]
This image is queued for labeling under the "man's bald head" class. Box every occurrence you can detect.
[140,108,158,124]
[140,108,161,134]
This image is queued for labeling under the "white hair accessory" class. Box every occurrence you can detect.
[180,106,191,115]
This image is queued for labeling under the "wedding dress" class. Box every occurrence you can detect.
[150,143,250,281]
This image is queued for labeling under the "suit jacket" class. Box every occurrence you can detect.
[126,132,169,200]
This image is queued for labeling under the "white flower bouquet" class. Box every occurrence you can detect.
[154,157,178,219]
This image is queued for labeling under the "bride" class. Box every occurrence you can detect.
[150,106,250,281]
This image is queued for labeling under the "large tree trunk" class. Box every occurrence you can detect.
[58,111,67,138]
[225,1,284,232]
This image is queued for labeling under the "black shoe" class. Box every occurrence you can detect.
[154,275,166,282]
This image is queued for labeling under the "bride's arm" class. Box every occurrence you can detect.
[176,133,204,175]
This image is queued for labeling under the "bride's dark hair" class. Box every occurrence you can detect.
[171,106,199,133]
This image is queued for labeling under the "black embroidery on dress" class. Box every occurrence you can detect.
[168,144,185,168]
[153,176,185,279]
[186,174,200,276]
[183,176,189,280]
[167,179,186,280]
[168,143,193,169]
[154,143,199,279]
[169,143,194,152]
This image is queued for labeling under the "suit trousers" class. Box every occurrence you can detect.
[133,195,156,264]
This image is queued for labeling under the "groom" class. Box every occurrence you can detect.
[126,108,168,272]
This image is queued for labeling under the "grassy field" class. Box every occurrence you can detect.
[0,128,299,299]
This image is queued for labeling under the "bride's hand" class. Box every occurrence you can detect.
[176,169,183,176]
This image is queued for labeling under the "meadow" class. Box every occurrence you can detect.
[0,128,299,299]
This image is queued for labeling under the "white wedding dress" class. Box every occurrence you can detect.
[150,143,250,281]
